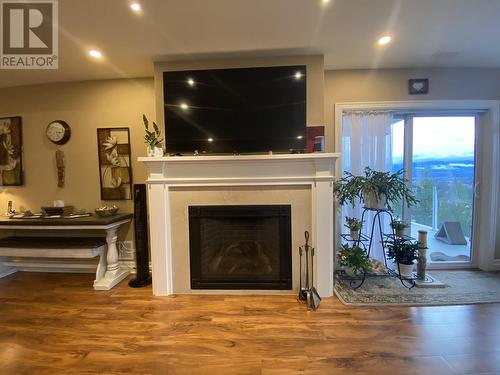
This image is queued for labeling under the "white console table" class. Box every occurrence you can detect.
[0,213,132,290]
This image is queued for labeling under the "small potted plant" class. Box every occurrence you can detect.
[143,114,164,157]
[337,243,371,277]
[333,167,418,212]
[386,239,418,278]
[390,219,409,238]
[344,216,363,240]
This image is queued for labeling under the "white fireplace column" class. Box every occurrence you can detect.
[140,153,340,297]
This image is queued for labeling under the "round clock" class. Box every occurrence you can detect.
[46,120,71,145]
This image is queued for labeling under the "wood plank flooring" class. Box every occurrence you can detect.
[1,272,499,374]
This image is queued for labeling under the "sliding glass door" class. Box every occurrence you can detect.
[395,115,476,265]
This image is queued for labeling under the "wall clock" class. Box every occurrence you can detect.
[46,120,71,145]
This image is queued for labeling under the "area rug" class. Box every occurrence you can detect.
[334,270,500,306]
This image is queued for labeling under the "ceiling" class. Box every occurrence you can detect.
[1,0,500,88]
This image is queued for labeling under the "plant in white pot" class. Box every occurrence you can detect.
[390,219,409,238]
[333,167,418,212]
[386,239,418,278]
[337,243,371,277]
[344,216,363,240]
[143,114,164,157]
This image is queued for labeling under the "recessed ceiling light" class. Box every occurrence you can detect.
[130,2,141,12]
[207,138,213,142]
[88,49,102,59]
[322,0,330,3]
[187,78,195,86]
[180,103,189,110]
[297,135,303,139]
[378,35,392,45]
[295,71,303,80]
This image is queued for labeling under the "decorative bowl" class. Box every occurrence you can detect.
[95,207,119,217]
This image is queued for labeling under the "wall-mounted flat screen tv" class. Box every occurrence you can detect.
[163,65,306,154]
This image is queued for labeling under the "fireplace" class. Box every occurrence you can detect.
[188,205,292,290]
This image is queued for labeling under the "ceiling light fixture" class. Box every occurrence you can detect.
[378,35,392,46]
[297,135,303,139]
[187,78,195,86]
[130,2,141,12]
[295,71,303,80]
[322,0,330,3]
[207,138,213,142]
[180,103,189,110]
[88,49,102,59]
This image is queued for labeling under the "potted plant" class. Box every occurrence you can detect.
[143,114,164,157]
[390,219,409,238]
[337,243,371,277]
[344,216,363,240]
[386,239,418,278]
[333,167,418,212]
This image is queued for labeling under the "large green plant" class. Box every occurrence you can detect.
[337,244,371,274]
[143,114,163,147]
[333,166,418,212]
[386,239,419,265]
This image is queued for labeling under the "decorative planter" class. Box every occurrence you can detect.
[395,228,405,238]
[397,262,414,278]
[363,191,387,210]
[350,229,360,240]
[147,145,163,157]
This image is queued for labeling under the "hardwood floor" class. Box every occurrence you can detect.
[1,273,499,375]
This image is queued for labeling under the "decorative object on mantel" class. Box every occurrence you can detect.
[333,167,418,212]
[0,116,23,186]
[298,231,321,310]
[408,78,429,95]
[46,120,71,145]
[97,128,133,200]
[56,150,65,187]
[306,126,324,153]
[142,114,163,157]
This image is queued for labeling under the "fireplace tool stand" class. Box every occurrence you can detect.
[298,231,321,310]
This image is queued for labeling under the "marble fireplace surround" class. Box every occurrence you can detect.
[139,153,339,297]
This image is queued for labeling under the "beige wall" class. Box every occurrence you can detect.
[324,67,500,151]
[0,78,155,242]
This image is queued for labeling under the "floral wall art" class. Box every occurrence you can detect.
[0,116,23,186]
[97,128,132,200]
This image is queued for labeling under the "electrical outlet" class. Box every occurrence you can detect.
[118,241,135,260]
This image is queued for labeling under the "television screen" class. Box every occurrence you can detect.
[163,65,306,154]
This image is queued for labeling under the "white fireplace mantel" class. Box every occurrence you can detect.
[139,152,340,297]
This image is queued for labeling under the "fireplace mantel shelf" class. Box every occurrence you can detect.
[140,152,339,297]
[139,152,340,187]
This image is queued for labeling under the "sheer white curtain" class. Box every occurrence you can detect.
[341,111,394,262]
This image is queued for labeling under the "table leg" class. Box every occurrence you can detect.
[93,227,130,290]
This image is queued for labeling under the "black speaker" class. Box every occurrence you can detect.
[129,184,152,288]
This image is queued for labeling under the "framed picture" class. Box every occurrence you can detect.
[408,78,429,95]
[97,128,133,200]
[0,116,23,186]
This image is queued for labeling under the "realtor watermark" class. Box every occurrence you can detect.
[1,0,58,69]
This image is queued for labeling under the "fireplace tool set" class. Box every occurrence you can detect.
[298,231,321,310]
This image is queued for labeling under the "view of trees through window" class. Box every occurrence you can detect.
[391,116,475,248]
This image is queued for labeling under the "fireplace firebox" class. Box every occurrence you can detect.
[188,205,292,290]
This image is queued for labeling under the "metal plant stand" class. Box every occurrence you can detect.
[337,207,416,290]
